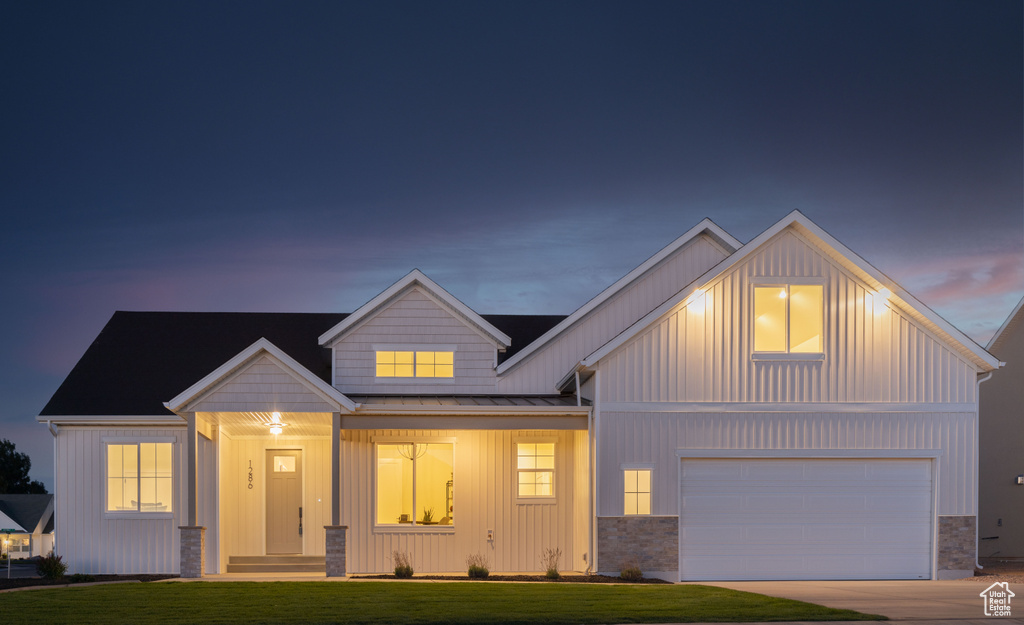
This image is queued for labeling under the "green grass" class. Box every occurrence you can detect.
[0,581,884,624]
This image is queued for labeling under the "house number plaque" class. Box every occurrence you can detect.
[247,460,254,489]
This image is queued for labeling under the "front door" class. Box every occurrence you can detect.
[266,449,303,554]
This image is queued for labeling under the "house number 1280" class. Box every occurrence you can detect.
[248,460,253,489]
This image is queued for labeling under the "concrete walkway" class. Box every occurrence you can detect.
[697,580,1024,622]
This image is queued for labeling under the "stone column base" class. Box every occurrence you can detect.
[937,515,976,579]
[179,526,206,578]
[325,525,348,577]
[597,516,679,578]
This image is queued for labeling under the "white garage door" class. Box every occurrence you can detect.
[680,458,933,581]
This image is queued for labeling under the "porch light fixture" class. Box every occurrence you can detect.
[268,412,288,436]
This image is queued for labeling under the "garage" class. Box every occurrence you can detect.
[679,457,934,581]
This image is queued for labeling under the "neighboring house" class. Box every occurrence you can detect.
[979,295,1023,559]
[37,211,999,581]
[0,494,54,559]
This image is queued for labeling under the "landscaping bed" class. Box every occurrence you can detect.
[0,574,177,591]
[352,573,670,583]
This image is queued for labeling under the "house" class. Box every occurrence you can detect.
[979,295,1024,559]
[0,494,55,559]
[37,211,999,581]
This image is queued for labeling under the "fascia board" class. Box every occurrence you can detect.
[318,269,510,348]
[788,213,1000,371]
[581,210,1000,371]
[35,414,186,426]
[496,219,740,375]
[165,337,356,413]
[987,294,1024,351]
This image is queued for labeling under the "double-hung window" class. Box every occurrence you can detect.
[753,284,823,354]
[106,442,173,513]
[516,442,555,498]
[376,442,454,526]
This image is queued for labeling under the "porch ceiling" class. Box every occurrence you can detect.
[200,411,333,438]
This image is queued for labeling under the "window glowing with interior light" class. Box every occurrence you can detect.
[753,285,823,353]
[107,443,173,512]
[624,469,651,515]
[376,351,453,378]
[516,442,554,497]
[376,443,454,526]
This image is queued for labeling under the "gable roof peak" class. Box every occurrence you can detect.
[318,269,512,349]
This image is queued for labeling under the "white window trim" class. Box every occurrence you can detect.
[102,438,177,519]
[751,282,826,357]
[371,439,457,534]
[513,436,558,504]
[621,464,654,516]
[372,344,458,383]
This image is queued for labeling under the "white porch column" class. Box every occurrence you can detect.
[179,411,205,578]
[331,412,341,526]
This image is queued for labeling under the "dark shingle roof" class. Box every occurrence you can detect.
[40,311,567,417]
[0,494,53,533]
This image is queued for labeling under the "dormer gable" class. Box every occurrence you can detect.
[318,269,511,349]
[322,270,512,394]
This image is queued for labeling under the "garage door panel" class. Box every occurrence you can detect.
[680,458,933,581]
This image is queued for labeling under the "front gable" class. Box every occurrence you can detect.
[590,214,994,405]
[166,338,354,414]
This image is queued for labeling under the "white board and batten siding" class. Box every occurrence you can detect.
[340,429,588,573]
[599,230,979,405]
[53,427,187,575]
[334,289,501,395]
[498,234,729,394]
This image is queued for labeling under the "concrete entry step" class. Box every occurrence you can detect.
[227,555,326,573]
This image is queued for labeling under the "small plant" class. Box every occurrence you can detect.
[393,550,414,578]
[466,553,489,579]
[541,547,561,579]
[420,507,435,524]
[619,557,644,582]
[68,573,96,583]
[36,553,67,579]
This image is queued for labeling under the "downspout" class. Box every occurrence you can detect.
[47,420,58,554]
[975,370,996,570]
[591,369,600,575]
[579,370,592,574]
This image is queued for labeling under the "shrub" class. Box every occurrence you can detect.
[541,547,561,579]
[36,553,67,579]
[68,573,96,583]
[466,553,489,579]
[393,550,414,578]
[619,557,644,582]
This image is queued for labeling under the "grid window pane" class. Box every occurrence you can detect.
[789,285,823,353]
[108,443,172,512]
[754,287,787,352]
[517,443,555,498]
[624,469,651,515]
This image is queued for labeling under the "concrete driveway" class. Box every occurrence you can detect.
[697,579,1024,622]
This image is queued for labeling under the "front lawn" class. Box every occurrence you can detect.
[0,581,883,624]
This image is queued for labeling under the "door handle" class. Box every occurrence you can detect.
[299,506,303,536]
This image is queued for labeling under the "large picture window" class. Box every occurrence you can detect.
[107,443,173,512]
[376,443,454,526]
[753,285,823,353]
[516,442,554,498]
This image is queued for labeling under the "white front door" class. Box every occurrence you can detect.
[266,450,303,554]
[679,458,933,580]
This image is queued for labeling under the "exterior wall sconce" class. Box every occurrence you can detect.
[1016,475,1023,485]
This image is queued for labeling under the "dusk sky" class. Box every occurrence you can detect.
[2,1,1021,489]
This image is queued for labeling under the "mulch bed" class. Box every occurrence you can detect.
[351,574,670,583]
[0,574,177,591]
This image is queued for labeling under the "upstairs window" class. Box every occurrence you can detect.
[107,443,173,513]
[376,350,454,378]
[753,285,823,353]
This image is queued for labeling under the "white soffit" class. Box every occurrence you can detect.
[164,337,356,413]
[496,218,741,374]
[317,269,511,349]
[581,210,1000,371]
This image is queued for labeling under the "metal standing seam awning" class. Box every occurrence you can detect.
[339,395,591,430]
